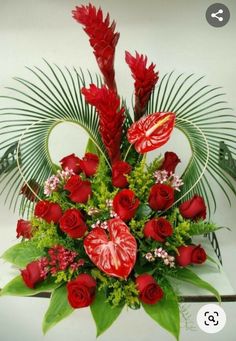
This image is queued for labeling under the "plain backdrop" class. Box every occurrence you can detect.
[0,1,236,341]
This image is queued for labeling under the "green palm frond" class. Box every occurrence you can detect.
[147,72,236,215]
[0,61,107,214]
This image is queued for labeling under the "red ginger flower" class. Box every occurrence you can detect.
[72,4,119,92]
[82,84,125,163]
[125,51,159,120]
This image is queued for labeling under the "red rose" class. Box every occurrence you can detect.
[60,153,82,174]
[16,219,32,239]
[64,175,92,203]
[34,200,62,224]
[175,245,195,267]
[113,189,140,221]
[67,273,96,308]
[176,244,207,266]
[144,218,173,242]
[136,274,163,305]
[148,184,174,211]
[21,260,44,289]
[191,245,207,264]
[179,195,206,221]
[59,208,88,238]
[112,161,132,188]
[160,151,181,174]
[79,153,99,177]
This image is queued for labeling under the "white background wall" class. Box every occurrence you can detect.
[0,1,236,340]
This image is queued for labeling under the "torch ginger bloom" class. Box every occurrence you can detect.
[82,84,124,163]
[72,4,119,92]
[125,51,159,120]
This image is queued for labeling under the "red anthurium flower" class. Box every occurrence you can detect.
[72,4,119,92]
[84,218,137,279]
[127,112,175,153]
[125,51,159,120]
[82,84,124,163]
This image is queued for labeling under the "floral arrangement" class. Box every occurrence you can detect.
[0,3,236,340]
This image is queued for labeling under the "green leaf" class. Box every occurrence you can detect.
[0,275,58,297]
[171,267,221,302]
[188,221,217,236]
[42,285,74,334]
[135,203,152,220]
[142,281,180,341]
[90,289,124,337]
[1,241,43,267]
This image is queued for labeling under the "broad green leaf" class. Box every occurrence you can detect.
[171,267,221,302]
[0,275,58,297]
[90,289,124,337]
[135,203,152,220]
[43,285,74,334]
[1,241,43,267]
[142,281,180,341]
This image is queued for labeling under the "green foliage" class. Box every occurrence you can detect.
[0,275,58,297]
[142,280,180,341]
[91,269,139,308]
[91,288,124,337]
[1,241,44,267]
[188,221,217,235]
[129,217,148,239]
[170,267,220,302]
[127,157,162,201]
[42,285,74,334]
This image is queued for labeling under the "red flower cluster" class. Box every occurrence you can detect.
[72,4,119,92]
[47,245,78,274]
[82,84,124,163]
[125,51,159,120]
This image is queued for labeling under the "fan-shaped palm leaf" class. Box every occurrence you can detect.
[147,72,236,216]
[0,61,107,215]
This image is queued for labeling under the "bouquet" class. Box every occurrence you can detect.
[0,3,236,340]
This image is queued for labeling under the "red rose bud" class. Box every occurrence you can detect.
[113,189,140,221]
[127,112,175,154]
[179,195,206,221]
[59,208,88,238]
[60,153,82,174]
[144,218,173,242]
[136,274,163,305]
[175,245,195,267]
[112,161,132,188]
[64,175,92,203]
[21,260,45,289]
[79,153,99,177]
[72,4,119,91]
[16,219,32,239]
[160,151,181,175]
[34,200,62,224]
[67,273,96,308]
[191,244,207,264]
[20,179,40,202]
[148,183,174,211]
[125,51,159,120]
